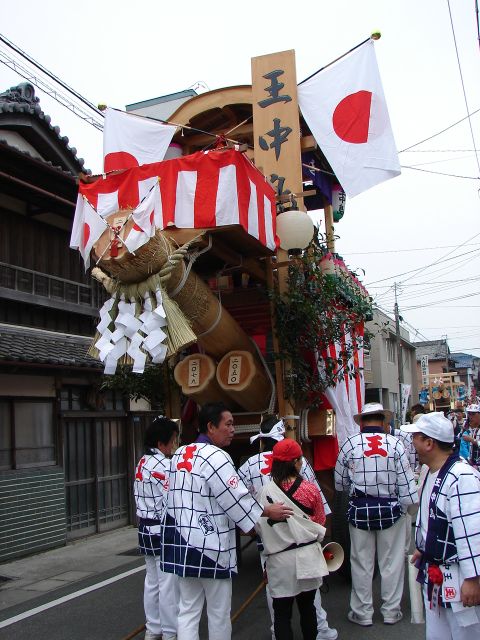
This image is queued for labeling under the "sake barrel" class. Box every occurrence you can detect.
[174,354,239,408]
[94,223,260,360]
[92,211,172,284]
[216,350,271,412]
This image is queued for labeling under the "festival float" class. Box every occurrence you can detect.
[70,40,400,538]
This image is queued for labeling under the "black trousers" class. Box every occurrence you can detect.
[272,589,317,640]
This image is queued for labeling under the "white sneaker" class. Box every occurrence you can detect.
[317,628,338,640]
[144,631,162,640]
[347,610,373,627]
[384,611,403,625]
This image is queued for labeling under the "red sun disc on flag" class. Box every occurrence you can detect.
[82,223,90,248]
[149,210,154,225]
[332,90,372,144]
[132,223,143,232]
[104,151,140,173]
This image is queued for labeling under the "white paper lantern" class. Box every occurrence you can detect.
[276,209,315,251]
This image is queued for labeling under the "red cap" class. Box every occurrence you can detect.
[272,439,303,462]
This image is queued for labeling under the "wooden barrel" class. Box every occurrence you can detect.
[94,222,259,360]
[216,350,271,412]
[306,408,336,436]
[91,211,173,283]
[174,354,238,408]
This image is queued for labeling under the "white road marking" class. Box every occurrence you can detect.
[0,565,145,629]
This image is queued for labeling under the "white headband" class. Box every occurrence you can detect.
[250,419,285,444]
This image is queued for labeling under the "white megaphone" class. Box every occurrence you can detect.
[322,542,344,572]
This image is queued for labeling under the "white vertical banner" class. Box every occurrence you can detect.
[401,383,411,424]
[420,355,429,386]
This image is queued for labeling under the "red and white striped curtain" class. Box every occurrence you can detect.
[77,148,278,252]
[316,322,365,445]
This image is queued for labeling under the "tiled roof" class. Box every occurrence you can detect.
[0,323,102,369]
[451,352,477,369]
[414,339,450,361]
[0,82,86,173]
[0,138,79,178]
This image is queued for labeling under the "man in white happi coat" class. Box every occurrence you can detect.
[402,412,480,640]
[335,402,418,627]
[162,403,293,640]
[238,415,337,640]
[134,417,180,640]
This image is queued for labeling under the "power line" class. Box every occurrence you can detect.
[446,0,480,177]
[0,43,104,131]
[400,165,479,179]
[369,275,480,289]
[365,246,480,285]
[398,106,480,153]
[398,231,480,286]
[402,290,480,311]
[0,33,103,117]
[406,154,475,168]
[344,243,480,256]
[402,149,480,153]
[416,325,480,329]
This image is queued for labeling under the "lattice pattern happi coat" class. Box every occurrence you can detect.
[133,448,171,555]
[416,459,480,583]
[335,430,417,528]
[162,443,263,579]
[77,148,278,251]
[238,453,332,515]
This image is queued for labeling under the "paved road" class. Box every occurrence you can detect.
[0,540,425,640]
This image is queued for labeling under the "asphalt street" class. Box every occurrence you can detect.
[0,528,425,640]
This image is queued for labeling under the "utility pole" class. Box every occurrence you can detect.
[394,283,404,425]
[444,334,449,373]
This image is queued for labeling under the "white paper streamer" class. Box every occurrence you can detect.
[95,289,169,375]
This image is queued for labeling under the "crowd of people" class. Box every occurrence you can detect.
[133,400,480,640]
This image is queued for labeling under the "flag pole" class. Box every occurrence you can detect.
[298,32,380,85]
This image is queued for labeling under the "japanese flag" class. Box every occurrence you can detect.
[124,180,162,253]
[70,196,108,270]
[298,40,401,198]
[103,108,177,172]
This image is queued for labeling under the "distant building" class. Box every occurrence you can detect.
[450,352,480,399]
[414,339,455,379]
[126,88,197,120]
[364,308,417,420]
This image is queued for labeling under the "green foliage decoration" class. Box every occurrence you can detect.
[270,240,373,408]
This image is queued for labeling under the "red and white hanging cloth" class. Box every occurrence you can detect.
[73,149,277,270]
[316,323,365,446]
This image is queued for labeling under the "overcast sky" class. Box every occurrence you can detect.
[2,0,480,356]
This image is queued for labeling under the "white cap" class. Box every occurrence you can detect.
[400,412,454,443]
[354,402,393,425]
[466,404,480,413]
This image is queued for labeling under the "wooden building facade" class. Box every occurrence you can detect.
[0,83,148,561]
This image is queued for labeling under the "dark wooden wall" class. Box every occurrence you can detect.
[0,208,87,284]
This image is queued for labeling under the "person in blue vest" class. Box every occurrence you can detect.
[335,402,418,627]
[402,412,480,639]
[462,404,480,469]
